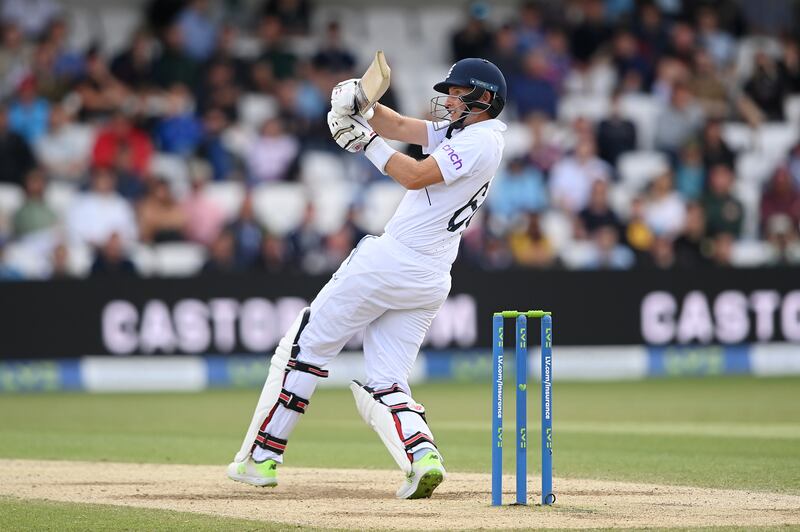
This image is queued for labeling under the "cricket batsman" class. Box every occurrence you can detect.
[227,58,507,499]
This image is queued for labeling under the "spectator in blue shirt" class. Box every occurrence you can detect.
[511,50,558,119]
[177,0,219,62]
[8,76,50,144]
[155,85,204,156]
[487,157,548,227]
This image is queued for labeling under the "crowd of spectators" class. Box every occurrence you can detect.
[0,0,799,281]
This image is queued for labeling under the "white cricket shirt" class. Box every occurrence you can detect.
[384,118,506,265]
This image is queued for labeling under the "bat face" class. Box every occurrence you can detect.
[356,51,391,116]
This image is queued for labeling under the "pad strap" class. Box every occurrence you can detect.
[255,432,288,455]
[390,402,428,422]
[403,431,436,452]
[278,388,310,414]
[286,359,329,378]
[371,384,404,399]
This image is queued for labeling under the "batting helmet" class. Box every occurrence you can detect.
[433,58,507,118]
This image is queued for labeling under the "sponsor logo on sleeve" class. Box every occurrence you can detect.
[441,144,463,170]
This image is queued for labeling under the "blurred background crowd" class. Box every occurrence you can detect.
[0,0,799,280]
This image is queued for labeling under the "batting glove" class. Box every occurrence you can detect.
[331,78,375,119]
[328,111,377,153]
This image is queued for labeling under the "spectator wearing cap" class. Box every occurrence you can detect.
[8,76,50,144]
[34,104,93,183]
[0,105,35,186]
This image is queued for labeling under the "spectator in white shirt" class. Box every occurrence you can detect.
[34,104,94,182]
[549,137,612,213]
[65,168,137,247]
[644,171,687,236]
[245,117,299,184]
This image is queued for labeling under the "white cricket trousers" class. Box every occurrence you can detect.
[252,232,451,463]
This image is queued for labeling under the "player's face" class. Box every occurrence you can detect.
[445,87,471,116]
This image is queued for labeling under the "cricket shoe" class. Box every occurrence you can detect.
[396,451,446,499]
[227,457,278,487]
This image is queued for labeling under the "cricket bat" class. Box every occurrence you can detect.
[355,51,391,116]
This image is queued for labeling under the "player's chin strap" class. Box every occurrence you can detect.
[445,86,491,139]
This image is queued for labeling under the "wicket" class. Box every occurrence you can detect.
[492,310,555,506]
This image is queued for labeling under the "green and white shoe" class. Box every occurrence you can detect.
[396,452,446,499]
[227,457,278,487]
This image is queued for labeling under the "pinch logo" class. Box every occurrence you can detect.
[441,144,463,170]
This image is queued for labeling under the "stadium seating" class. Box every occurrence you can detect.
[252,182,308,236]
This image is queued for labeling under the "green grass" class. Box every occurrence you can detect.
[0,497,298,531]
[1,377,799,495]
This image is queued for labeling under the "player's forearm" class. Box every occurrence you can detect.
[371,144,443,190]
[368,104,428,146]
[368,104,403,138]
[383,151,424,189]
